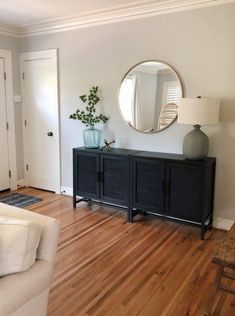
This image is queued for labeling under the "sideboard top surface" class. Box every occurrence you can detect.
[134,151,216,162]
[74,147,139,156]
[74,147,216,162]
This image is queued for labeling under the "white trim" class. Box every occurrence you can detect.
[20,49,61,194]
[0,49,17,191]
[213,217,234,231]
[20,0,235,37]
[0,23,20,37]
[17,178,26,187]
[0,0,234,37]
[61,186,73,196]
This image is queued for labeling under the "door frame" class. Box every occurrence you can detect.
[0,49,17,190]
[20,49,61,193]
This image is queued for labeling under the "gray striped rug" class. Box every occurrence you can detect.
[0,193,42,208]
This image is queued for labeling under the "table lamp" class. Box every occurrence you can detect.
[178,97,220,160]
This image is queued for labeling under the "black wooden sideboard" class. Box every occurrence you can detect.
[73,147,216,239]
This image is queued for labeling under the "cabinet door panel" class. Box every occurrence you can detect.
[133,158,165,213]
[166,162,203,222]
[100,154,129,205]
[74,151,99,198]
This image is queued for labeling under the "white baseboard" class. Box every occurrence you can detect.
[17,178,25,187]
[61,186,73,196]
[213,217,234,231]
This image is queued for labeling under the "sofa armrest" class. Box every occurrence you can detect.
[0,260,52,316]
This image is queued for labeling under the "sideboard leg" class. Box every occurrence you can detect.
[73,196,87,209]
[208,215,213,230]
[201,223,206,240]
[73,195,76,209]
[128,208,133,223]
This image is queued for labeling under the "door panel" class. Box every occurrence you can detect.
[21,50,59,192]
[21,50,60,191]
[0,58,10,191]
[133,158,165,213]
[100,154,129,205]
[166,162,203,222]
[74,151,99,199]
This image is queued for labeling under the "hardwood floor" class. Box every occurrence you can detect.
[5,188,235,315]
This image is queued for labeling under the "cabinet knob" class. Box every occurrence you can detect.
[100,172,104,182]
[96,172,104,182]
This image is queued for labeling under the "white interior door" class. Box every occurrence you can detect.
[21,50,60,193]
[0,58,10,191]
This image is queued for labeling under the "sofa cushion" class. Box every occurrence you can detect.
[0,216,41,277]
[0,203,60,262]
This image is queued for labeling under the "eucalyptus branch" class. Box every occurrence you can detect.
[69,86,109,127]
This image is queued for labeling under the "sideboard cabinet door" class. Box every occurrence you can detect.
[165,162,203,222]
[132,158,165,213]
[73,151,99,199]
[100,154,129,205]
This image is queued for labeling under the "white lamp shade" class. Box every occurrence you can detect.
[177,98,220,125]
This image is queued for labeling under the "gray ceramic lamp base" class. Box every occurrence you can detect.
[183,125,209,160]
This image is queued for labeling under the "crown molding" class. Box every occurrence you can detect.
[0,23,20,37]
[0,0,234,38]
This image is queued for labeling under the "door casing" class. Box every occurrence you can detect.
[0,49,17,190]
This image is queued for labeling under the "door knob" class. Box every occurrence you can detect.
[47,132,53,136]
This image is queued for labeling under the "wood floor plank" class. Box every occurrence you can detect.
[3,188,234,316]
[85,226,195,316]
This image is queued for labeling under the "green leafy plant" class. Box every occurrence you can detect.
[69,86,109,127]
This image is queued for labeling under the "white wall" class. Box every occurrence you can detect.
[0,34,24,180]
[18,2,235,221]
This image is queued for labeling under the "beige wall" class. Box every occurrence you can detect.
[3,2,234,220]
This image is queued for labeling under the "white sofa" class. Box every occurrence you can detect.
[0,202,60,316]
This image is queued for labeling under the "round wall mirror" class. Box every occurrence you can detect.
[118,61,183,133]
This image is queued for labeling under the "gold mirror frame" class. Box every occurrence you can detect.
[118,60,184,134]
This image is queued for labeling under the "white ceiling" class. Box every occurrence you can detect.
[0,0,165,27]
[0,0,232,37]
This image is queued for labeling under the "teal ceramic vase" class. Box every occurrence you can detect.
[83,126,101,148]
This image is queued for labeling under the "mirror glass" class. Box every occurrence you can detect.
[118,61,183,133]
